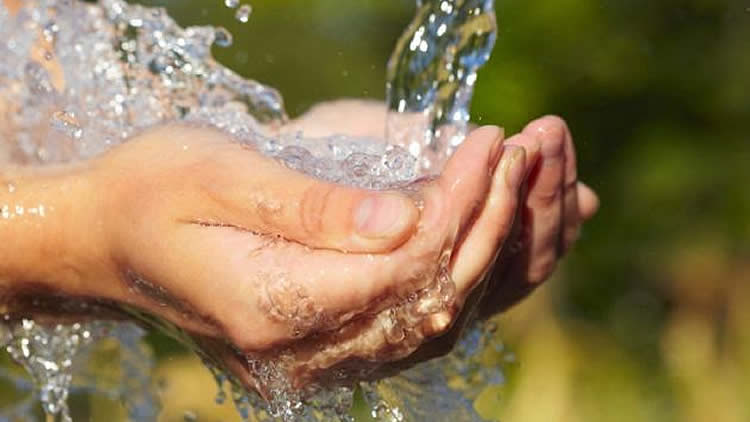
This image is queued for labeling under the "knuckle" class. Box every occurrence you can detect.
[225,310,278,352]
[564,178,579,195]
[532,187,562,209]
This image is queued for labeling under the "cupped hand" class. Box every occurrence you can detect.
[84,124,425,347]
[287,100,599,319]
[2,100,596,395]
[71,118,528,393]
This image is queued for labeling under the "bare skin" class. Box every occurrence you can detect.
[0,0,599,393]
[0,110,597,391]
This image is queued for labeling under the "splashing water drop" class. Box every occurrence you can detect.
[214,27,233,47]
[42,22,59,42]
[235,4,252,23]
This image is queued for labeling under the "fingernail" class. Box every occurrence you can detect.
[501,145,526,189]
[489,133,505,172]
[355,193,413,238]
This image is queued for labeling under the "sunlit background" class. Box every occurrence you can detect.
[5,0,750,420]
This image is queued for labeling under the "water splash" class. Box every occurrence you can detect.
[386,0,497,174]
[0,0,502,420]
[50,111,83,140]
[235,5,252,24]
[0,319,157,422]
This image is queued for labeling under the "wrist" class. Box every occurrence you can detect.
[0,162,111,302]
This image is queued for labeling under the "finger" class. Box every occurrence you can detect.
[164,224,405,351]
[450,133,540,297]
[183,128,419,254]
[450,145,525,295]
[521,116,567,283]
[435,125,504,238]
[557,117,582,253]
[578,182,599,220]
[376,125,502,310]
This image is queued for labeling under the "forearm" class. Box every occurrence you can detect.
[0,163,110,303]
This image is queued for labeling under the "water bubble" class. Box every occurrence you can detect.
[383,146,417,181]
[224,0,240,8]
[235,4,252,23]
[343,152,380,180]
[277,145,314,171]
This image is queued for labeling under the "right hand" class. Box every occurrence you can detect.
[77,122,527,393]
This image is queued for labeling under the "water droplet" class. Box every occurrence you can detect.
[24,62,54,95]
[214,27,233,47]
[42,22,59,42]
[235,4,252,23]
[224,0,239,8]
[183,410,198,421]
[50,111,83,140]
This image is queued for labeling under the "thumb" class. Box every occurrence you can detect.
[199,137,419,253]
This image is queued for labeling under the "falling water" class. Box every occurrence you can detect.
[386,0,497,174]
[0,0,504,420]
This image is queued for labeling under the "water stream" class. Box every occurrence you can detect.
[0,1,504,420]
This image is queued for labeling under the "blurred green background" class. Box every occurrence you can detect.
[144,0,750,420]
[7,0,750,421]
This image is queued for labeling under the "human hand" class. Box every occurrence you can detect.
[0,120,515,386]
[287,100,599,318]
[65,119,524,394]
[0,106,593,395]
[99,123,528,392]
